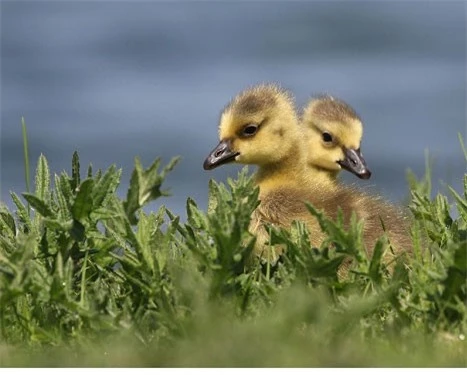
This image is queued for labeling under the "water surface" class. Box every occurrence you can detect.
[1,1,465,218]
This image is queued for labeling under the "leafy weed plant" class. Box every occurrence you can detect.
[0,135,465,366]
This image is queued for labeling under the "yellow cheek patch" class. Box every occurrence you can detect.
[322,119,362,150]
[219,111,237,140]
[336,119,363,149]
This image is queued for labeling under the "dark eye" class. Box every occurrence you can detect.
[242,124,259,137]
[322,132,333,143]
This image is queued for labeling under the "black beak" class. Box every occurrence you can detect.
[338,148,372,179]
[203,139,240,170]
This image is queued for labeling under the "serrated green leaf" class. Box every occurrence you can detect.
[124,161,142,224]
[70,219,85,242]
[22,193,54,218]
[71,179,94,221]
[34,154,50,201]
[71,151,80,191]
[0,209,16,238]
[440,242,467,304]
[0,235,16,254]
[187,197,208,230]
[207,179,219,215]
[104,225,133,253]
[449,184,467,222]
[124,156,180,225]
[89,207,118,221]
[93,165,121,208]
[368,237,385,286]
[135,212,156,274]
[57,173,73,207]
[43,218,74,231]
[54,175,73,222]
[10,192,32,231]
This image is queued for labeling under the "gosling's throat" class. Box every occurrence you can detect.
[305,164,340,189]
[255,156,307,194]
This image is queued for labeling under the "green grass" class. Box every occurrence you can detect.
[0,134,466,367]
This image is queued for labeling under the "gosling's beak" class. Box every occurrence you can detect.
[203,139,240,170]
[338,148,372,179]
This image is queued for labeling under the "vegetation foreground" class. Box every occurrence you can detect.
[0,149,465,367]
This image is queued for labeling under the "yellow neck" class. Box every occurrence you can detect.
[255,143,308,196]
[304,164,340,191]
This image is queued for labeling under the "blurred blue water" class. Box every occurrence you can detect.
[1,1,465,219]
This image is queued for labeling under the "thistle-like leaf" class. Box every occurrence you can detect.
[43,218,74,231]
[54,175,73,222]
[368,237,386,286]
[135,212,159,276]
[34,154,50,202]
[186,197,208,230]
[57,173,73,209]
[449,180,467,223]
[124,156,180,225]
[22,193,54,218]
[10,192,32,230]
[71,151,81,191]
[93,165,121,208]
[0,207,16,238]
[71,179,94,221]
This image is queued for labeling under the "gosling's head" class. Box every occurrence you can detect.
[203,84,300,170]
[302,95,371,179]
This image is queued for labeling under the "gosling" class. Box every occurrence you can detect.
[204,83,330,262]
[301,95,413,266]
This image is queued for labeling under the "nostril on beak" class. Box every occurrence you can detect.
[215,149,223,157]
